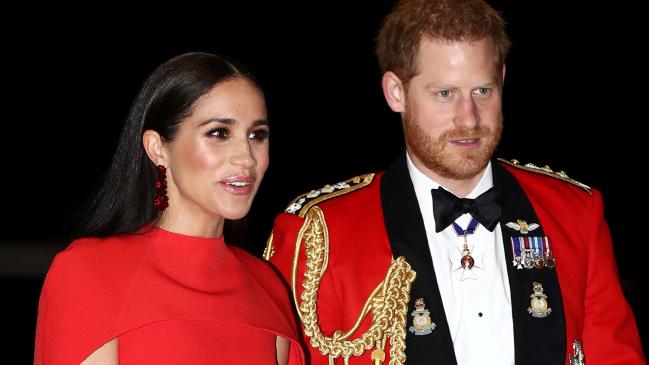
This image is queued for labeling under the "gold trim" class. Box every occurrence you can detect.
[263,232,275,261]
[285,173,376,218]
[498,158,591,194]
[299,173,374,217]
[292,206,415,364]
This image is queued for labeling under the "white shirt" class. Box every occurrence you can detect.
[406,153,515,365]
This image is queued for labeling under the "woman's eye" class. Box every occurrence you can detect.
[209,127,230,139]
[248,129,270,141]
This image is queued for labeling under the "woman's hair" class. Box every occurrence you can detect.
[376,0,510,85]
[75,52,260,238]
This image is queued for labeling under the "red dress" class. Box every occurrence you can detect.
[34,226,305,364]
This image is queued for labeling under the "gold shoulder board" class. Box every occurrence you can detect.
[498,158,591,194]
[284,173,375,218]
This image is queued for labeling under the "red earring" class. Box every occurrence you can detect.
[154,165,169,210]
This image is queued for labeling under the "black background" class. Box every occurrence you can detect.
[2,1,646,362]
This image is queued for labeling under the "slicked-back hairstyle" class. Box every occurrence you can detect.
[75,52,260,238]
[376,0,510,84]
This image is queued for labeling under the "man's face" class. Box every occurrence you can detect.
[403,37,503,181]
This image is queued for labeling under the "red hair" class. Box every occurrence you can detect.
[376,0,510,83]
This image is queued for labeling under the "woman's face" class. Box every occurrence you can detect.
[161,77,269,226]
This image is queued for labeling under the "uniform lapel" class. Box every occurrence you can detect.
[381,154,458,365]
[493,162,566,364]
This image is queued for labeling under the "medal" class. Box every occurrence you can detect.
[569,339,586,365]
[530,237,545,269]
[450,217,484,280]
[511,237,524,269]
[508,218,556,271]
[513,236,555,270]
[512,235,556,270]
[523,248,534,269]
[544,256,556,269]
[461,245,475,270]
[543,236,557,269]
[453,218,479,271]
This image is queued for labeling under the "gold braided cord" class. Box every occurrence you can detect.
[263,232,275,261]
[292,206,416,364]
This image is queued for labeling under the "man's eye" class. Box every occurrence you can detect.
[438,90,451,97]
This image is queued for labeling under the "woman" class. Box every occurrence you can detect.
[34,52,305,364]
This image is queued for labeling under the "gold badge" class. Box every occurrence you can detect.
[409,298,436,335]
[527,282,552,318]
[506,219,540,234]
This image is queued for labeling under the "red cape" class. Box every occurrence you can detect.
[35,226,305,364]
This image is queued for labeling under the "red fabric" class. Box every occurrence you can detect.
[34,226,305,365]
[270,166,646,364]
[503,164,646,365]
[270,175,391,365]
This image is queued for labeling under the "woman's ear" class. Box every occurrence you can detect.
[142,130,167,166]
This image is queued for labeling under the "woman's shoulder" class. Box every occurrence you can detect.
[228,245,289,290]
[36,233,154,364]
[228,245,274,272]
[45,233,153,296]
[59,233,150,267]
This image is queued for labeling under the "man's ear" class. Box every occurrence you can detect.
[142,130,168,166]
[382,71,406,112]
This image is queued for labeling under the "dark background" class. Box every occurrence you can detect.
[2,1,646,362]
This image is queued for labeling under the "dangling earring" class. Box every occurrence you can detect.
[154,165,169,210]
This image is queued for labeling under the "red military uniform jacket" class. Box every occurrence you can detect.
[266,155,645,365]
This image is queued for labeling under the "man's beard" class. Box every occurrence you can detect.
[404,114,503,180]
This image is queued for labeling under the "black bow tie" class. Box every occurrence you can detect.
[430,186,502,233]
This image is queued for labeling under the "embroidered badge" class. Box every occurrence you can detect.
[409,298,436,335]
[527,282,552,318]
[506,219,540,234]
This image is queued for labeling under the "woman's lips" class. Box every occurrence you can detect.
[220,176,255,195]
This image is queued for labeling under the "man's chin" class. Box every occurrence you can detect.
[431,154,490,180]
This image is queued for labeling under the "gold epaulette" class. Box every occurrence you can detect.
[498,158,591,194]
[284,173,375,218]
[265,173,375,261]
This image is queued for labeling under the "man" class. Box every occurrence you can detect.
[265,0,645,364]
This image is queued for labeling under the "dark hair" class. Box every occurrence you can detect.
[75,52,259,238]
[376,0,510,85]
